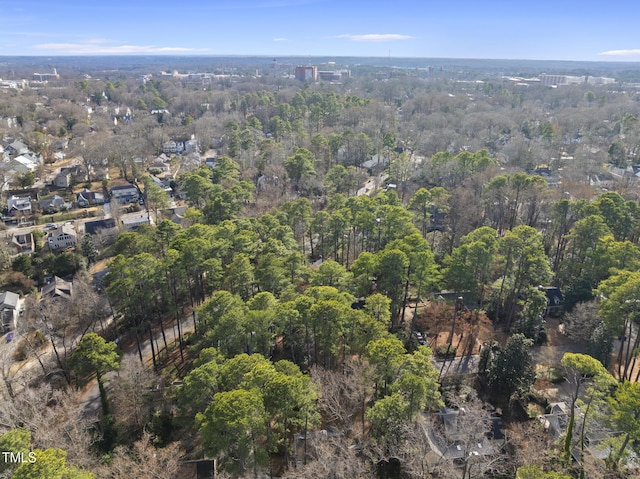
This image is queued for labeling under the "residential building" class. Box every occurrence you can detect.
[47,224,77,250]
[53,170,72,188]
[53,166,83,188]
[427,407,505,460]
[10,232,34,254]
[539,286,564,317]
[10,154,40,173]
[149,175,173,194]
[109,184,139,204]
[84,218,117,236]
[162,140,182,155]
[295,66,317,82]
[0,291,21,332]
[42,276,73,300]
[6,195,32,216]
[149,154,172,173]
[76,189,105,207]
[120,212,152,231]
[184,139,199,153]
[40,195,70,213]
[5,140,28,157]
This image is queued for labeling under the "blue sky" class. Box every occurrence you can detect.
[2,0,640,61]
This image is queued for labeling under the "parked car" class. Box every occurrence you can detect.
[6,332,13,343]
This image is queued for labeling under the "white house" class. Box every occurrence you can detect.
[109,184,139,204]
[47,223,77,250]
[0,291,21,332]
[120,212,152,231]
[7,195,32,216]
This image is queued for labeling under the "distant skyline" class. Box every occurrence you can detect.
[2,0,640,62]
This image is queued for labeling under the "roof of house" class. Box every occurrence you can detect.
[49,223,76,238]
[40,195,67,209]
[77,189,105,203]
[121,213,150,226]
[42,276,72,299]
[0,291,19,309]
[85,218,116,235]
[7,140,28,154]
[7,196,31,210]
[110,184,138,192]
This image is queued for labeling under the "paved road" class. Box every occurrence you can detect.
[80,312,196,417]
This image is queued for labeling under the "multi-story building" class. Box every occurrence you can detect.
[539,74,585,86]
[47,224,77,250]
[295,66,317,82]
[109,184,140,204]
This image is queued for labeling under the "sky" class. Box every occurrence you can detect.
[2,0,640,61]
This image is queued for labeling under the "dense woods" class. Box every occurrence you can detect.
[1,58,640,478]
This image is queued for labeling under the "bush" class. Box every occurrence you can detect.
[435,345,456,359]
[13,331,46,361]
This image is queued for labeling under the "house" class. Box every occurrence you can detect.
[149,175,173,194]
[539,286,564,317]
[5,140,28,157]
[109,184,139,204]
[149,155,171,173]
[155,153,172,163]
[53,170,72,188]
[76,189,105,207]
[92,167,110,181]
[428,206,446,233]
[428,407,505,460]
[42,276,73,299]
[162,140,181,155]
[53,166,84,188]
[51,138,68,152]
[120,212,152,231]
[164,205,188,225]
[0,291,21,332]
[10,232,35,254]
[184,139,199,154]
[9,154,39,173]
[47,223,77,250]
[84,218,116,236]
[40,195,70,213]
[361,154,390,172]
[6,195,32,216]
[537,402,570,439]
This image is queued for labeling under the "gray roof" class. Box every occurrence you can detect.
[42,276,72,299]
[0,291,19,309]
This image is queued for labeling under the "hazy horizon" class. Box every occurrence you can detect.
[3,0,640,62]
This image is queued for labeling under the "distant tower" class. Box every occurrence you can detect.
[272,58,277,69]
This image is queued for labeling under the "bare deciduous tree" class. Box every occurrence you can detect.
[97,431,181,479]
[110,356,159,436]
[310,357,373,436]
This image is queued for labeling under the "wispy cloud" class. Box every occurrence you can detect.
[273,37,288,42]
[1,31,59,38]
[335,33,414,43]
[598,49,640,57]
[32,40,209,55]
